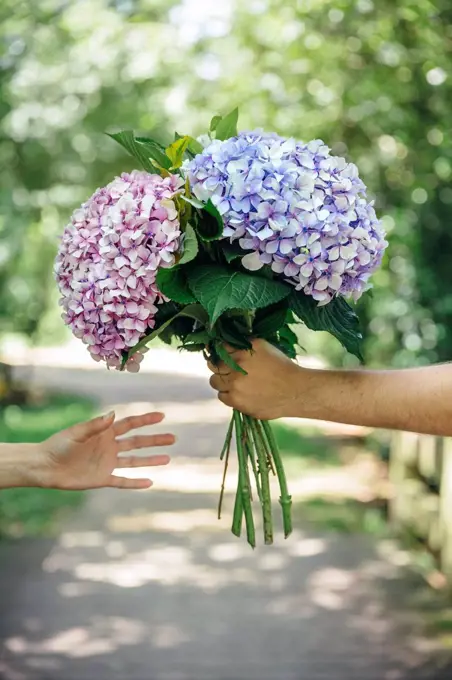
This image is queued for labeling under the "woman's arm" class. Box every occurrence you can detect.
[0,443,42,488]
[0,410,173,490]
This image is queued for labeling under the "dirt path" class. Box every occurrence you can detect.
[0,356,451,679]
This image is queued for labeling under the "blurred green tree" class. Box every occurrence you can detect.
[0,0,450,368]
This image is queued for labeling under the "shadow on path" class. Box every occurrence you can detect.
[1,363,451,679]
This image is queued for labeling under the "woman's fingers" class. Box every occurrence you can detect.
[113,411,165,436]
[117,433,175,452]
[71,411,115,442]
[108,475,153,490]
[115,454,170,468]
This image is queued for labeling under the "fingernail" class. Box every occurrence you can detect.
[104,410,115,420]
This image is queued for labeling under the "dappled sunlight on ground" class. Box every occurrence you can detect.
[112,452,386,505]
[2,506,448,680]
[2,362,452,679]
[114,399,231,425]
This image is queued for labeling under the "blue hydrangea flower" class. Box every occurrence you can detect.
[184,130,387,304]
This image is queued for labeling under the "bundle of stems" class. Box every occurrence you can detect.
[218,410,292,547]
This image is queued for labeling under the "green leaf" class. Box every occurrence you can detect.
[174,131,202,155]
[289,291,363,360]
[180,195,204,210]
[181,343,206,353]
[214,107,239,141]
[286,310,298,325]
[253,303,288,337]
[165,314,201,343]
[279,324,298,346]
[196,199,224,241]
[156,268,196,304]
[108,131,171,172]
[120,313,179,368]
[135,136,170,168]
[210,115,223,132]
[179,303,209,326]
[135,136,166,150]
[223,241,244,263]
[214,317,253,350]
[165,136,190,168]
[154,300,181,322]
[186,136,203,155]
[178,224,198,265]
[138,141,173,170]
[181,197,224,241]
[273,337,297,359]
[158,327,174,345]
[188,265,291,324]
[120,303,208,369]
[214,341,247,375]
[183,330,210,346]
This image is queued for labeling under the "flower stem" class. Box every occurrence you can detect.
[220,418,234,461]
[231,415,243,538]
[231,481,243,538]
[242,415,262,504]
[246,415,273,545]
[218,416,234,520]
[234,410,255,548]
[261,420,293,538]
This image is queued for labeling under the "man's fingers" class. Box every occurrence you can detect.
[206,360,230,376]
[108,476,153,490]
[116,454,170,468]
[113,411,165,436]
[117,434,175,452]
[209,374,231,392]
[218,392,234,408]
[222,343,242,357]
[71,411,115,443]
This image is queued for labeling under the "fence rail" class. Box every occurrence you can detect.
[389,431,452,581]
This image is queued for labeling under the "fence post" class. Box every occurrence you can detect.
[418,435,442,483]
[440,439,452,581]
[389,430,419,526]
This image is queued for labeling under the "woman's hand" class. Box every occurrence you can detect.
[34,410,173,490]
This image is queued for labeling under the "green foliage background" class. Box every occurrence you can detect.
[1,0,451,367]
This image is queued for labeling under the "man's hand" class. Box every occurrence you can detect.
[35,411,173,490]
[209,339,452,437]
[208,339,303,420]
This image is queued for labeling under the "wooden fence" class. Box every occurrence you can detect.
[389,431,452,581]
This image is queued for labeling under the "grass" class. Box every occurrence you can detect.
[0,393,95,538]
[273,421,388,537]
[273,422,341,467]
[293,497,388,535]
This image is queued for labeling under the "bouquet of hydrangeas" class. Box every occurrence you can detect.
[55,108,387,547]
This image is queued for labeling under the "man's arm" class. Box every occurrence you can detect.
[208,340,452,436]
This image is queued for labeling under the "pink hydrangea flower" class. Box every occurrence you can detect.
[55,170,183,370]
